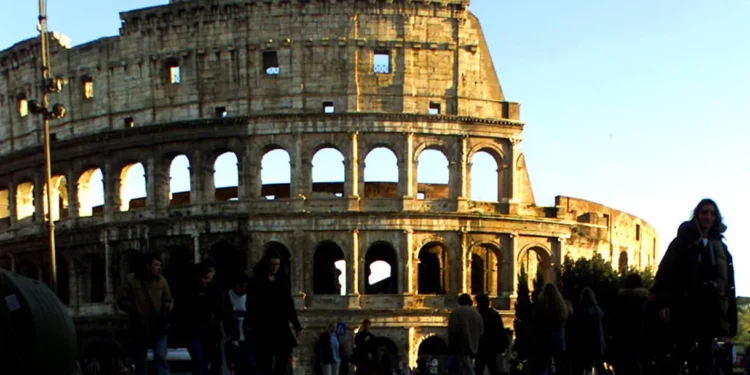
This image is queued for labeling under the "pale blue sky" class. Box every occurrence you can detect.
[2,0,748,294]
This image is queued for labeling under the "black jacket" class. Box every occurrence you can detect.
[477,307,509,356]
[247,273,302,350]
[652,220,737,337]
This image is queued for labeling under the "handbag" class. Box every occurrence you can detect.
[140,279,170,341]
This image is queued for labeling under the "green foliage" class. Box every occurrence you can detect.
[620,265,656,290]
[736,298,750,347]
[513,266,533,360]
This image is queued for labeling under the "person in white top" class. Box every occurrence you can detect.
[222,274,254,375]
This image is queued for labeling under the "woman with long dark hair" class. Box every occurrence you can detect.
[532,283,568,375]
[652,198,737,375]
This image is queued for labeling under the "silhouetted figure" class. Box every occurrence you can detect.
[448,294,484,375]
[474,294,508,375]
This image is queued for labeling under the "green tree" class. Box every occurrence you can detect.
[736,298,750,347]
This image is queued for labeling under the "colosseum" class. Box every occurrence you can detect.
[0,0,658,371]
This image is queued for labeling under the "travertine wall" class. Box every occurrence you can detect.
[0,0,657,372]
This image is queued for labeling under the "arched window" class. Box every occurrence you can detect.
[15,181,34,220]
[364,147,398,198]
[43,175,69,221]
[312,148,345,197]
[78,168,104,217]
[169,155,191,206]
[214,152,239,201]
[416,149,449,199]
[418,243,448,294]
[313,241,346,295]
[470,151,499,202]
[471,245,499,295]
[261,149,291,200]
[119,162,146,211]
[365,242,398,294]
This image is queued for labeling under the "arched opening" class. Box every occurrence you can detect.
[372,337,400,369]
[208,240,245,290]
[313,241,346,295]
[416,149,449,200]
[417,336,449,373]
[113,250,142,293]
[43,175,69,221]
[169,154,191,206]
[214,152,239,201]
[471,245,499,296]
[364,147,398,198]
[619,251,629,274]
[519,247,552,290]
[365,242,398,294]
[88,254,106,303]
[15,181,35,221]
[119,162,147,211]
[0,189,11,226]
[311,148,345,198]
[470,150,499,202]
[18,261,39,280]
[418,243,448,295]
[56,256,70,305]
[78,168,104,217]
[161,245,193,302]
[262,241,292,287]
[261,149,291,200]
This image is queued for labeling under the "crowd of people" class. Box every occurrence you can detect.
[109,198,739,375]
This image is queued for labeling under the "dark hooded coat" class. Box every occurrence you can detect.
[652,220,737,338]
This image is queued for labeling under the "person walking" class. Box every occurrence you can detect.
[354,320,376,375]
[248,250,303,375]
[448,294,484,375]
[316,323,343,375]
[177,262,221,375]
[575,288,606,375]
[474,294,508,375]
[221,274,255,375]
[117,253,174,375]
[611,274,650,375]
[652,199,737,375]
[531,283,568,375]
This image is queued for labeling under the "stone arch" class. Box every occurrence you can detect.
[417,242,450,295]
[468,145,503,203]
[372,336,400,365]
[214,150,239,201]
[118,161,147,211]
[261,241,292,287]
[364,146,399,198]
[518,244,553,286]
[619,250,629,273]
[311,147,346,198]
[313,241,346,295]
[15,180,35,221]
[168,154,191,206]
[364,241,398,294]
[0,184,9,223]
[469,242,503,295]
[261,146,292,200]
[416,335,449,370]
[415,147,450,200]
[77,167,105,217]
[43,175,69,221]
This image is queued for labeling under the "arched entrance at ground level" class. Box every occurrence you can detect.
[208,240,246,290]
[519,246,552,289]
[417,336,449,373]
[160,245,193,302]
[418,243,448,295]
[260,242,292,287]
[313,241,345,295]
[372,336,400,366]
[365,242,398,294]
[470,245,500,296]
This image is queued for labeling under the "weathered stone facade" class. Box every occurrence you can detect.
[0,0,658,371]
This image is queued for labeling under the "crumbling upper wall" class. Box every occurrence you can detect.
[0,0,517,157]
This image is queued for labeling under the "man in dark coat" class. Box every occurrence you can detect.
[448,294,484,375]
[652,199,737,375]
[473,294,508,375]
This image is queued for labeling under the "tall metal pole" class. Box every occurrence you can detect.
[38,0,57,295]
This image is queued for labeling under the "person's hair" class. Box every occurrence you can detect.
[475,293,490,309]
[253,248,288,280]
[362,319,371,325]
[691,198,725,236]
[458,293,473,306]
[231,273,251,287]
[195,262,212,278]
[624,273,643,289]
[538,283,568,326]
[579,287,598,307]
[142,253,160,267]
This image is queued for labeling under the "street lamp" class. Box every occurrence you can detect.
[30,0,67,295]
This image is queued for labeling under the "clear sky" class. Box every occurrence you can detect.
[2,1,748,294]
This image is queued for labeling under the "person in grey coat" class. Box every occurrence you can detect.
[448,294,484,375]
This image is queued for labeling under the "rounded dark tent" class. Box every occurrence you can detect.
[0,269,77,374]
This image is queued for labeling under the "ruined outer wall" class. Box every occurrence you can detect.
[0,0,517,157]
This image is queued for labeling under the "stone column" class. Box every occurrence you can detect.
[8,184,17,227]
[509,234,518,296]
[290,135,303,198]
[33,174,44,223]
[102,230,114,302]
[103,160,118,216]
[245,154,261,200]
[66,169,79,219]
[346,132,360,198]
[192,232,201,263]
[403,133,414,198]
[349,229,360,296]
[404,229,414,294]
[147,157,169,209]
[68,257,79,307]
[460,229,469,294]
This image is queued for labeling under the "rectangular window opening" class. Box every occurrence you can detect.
[335,193,343,198]
[417,192,426,200]
[323,102,334,113]
[263,51,280,76]
[429,102,441,115]
[373,50,391,74]
[83,77,94,99]
[215,106,228,118]
[124,117,135,128]
[636,224,641,241]
[166,58,181,84]
[19,98,28,117]
[265,195,276,201]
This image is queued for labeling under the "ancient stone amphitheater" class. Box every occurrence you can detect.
[0,0,658,371]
